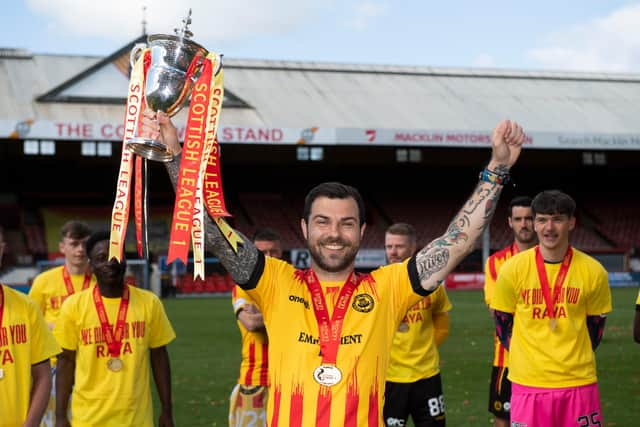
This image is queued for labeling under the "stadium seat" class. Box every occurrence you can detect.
[204,275,217,293]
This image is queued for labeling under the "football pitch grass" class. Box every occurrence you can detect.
[154,287,640,426]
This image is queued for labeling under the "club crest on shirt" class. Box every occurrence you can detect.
[352,293,374,313]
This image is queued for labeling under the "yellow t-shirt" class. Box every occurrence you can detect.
[29,265,97,327]
[636,288,640,305]
[491,247,612,388]
[386,285,451,382]
[484,243,519,368]
[243,257,424,427]
[232,285,269,386]
[54,285,176,427]
[0,284,61,427]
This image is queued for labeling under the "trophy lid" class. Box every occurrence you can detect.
[147,9,208,54]
[174,8,194,39]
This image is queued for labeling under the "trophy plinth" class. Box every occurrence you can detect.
[126,136,174,162]
[125,10,209,162]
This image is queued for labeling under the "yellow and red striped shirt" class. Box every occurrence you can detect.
[232,285,269,386]
[243,257,423,427]
[484,242,519,368]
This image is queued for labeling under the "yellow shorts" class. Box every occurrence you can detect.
[229,384,268,427]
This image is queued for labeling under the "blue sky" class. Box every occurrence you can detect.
[4,0,640,72]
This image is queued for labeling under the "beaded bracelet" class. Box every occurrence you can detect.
[479,168,510,186]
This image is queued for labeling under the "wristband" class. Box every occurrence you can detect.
[479,168,510,186]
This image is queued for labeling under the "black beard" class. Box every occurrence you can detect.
[517,230,536,244]
[308,245,358,273]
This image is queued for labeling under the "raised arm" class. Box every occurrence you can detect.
[415,120,525,291]
[142,110,260,285]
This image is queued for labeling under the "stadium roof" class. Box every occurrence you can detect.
[2,38,640,149]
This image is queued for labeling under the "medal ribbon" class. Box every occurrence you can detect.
[303,270,361,365]
[109,49,150,261]
[62,265,92,296]
[534,245,573,320]
[92,285,130,358]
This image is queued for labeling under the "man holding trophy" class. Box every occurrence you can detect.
[101,10,243,427]
[142,111,526,425]
[133,8,526,427]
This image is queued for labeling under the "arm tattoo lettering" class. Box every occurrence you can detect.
[416,247,450,282]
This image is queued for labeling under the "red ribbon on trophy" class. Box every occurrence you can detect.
[109,47,242,279]
[167,52,242,278]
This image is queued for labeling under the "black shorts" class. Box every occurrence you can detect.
[384,374,445,427]
[488,366,511,419]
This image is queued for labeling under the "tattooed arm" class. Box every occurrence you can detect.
[415,120,525,291]
[143,110,260,285]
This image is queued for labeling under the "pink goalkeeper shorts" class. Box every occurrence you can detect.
[510,382,603,427]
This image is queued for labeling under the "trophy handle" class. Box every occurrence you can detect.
[130,43,147,68]
[213,52,223,76]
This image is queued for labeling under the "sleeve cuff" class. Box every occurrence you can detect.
[408,255,437,297]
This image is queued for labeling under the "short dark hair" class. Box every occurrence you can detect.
[508,196,533,216]
[386,223,417,243]
[85,231,110,259]
[252,227,281,243]
[531,190,576,217]
[60,220,91,240]
[302,182,366,225]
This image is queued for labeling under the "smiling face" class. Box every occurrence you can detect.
[301,196,365,278]
[88,239,127,288]
[534,212,575,254]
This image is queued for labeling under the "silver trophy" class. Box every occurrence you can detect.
[126,9,214,162]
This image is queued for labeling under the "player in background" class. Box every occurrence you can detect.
[483,196,535,427]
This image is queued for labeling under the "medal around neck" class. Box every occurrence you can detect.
[313,364,342,387]
[107,357,124,372]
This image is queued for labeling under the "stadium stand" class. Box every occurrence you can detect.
[582,198,640,251]
[236,192,304,248]
[372,194,459,249]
